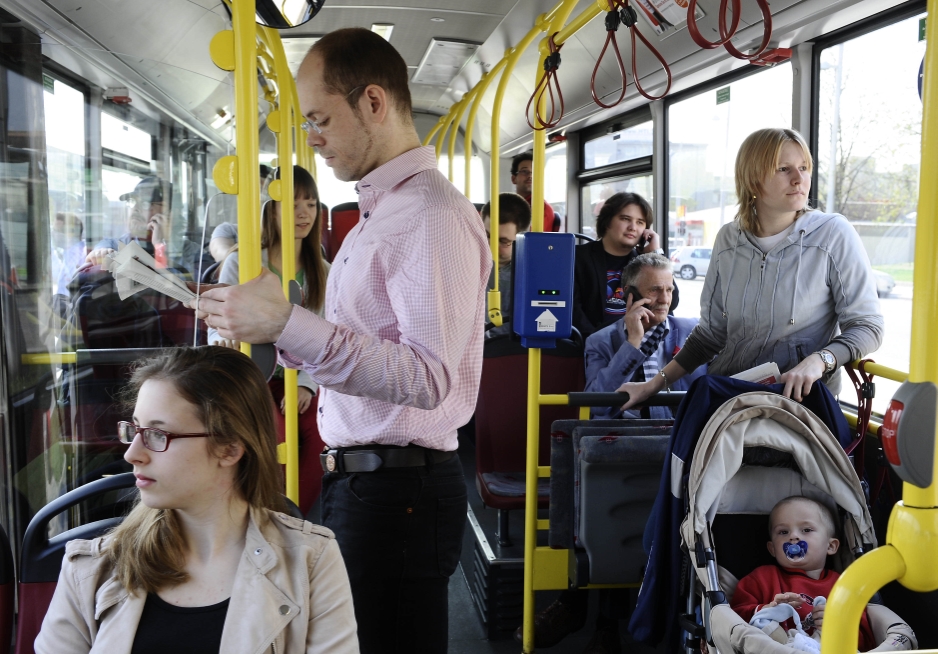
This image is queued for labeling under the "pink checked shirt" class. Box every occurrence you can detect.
[277,146,491,451]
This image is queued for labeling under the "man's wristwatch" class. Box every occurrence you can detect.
[816,349,837,374]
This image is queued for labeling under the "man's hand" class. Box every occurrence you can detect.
[85,247,115,266]
[147,212,169,244]
[779,353,827,402]
[640,228,660,253]
[188,269,293,344]
[214,338,241,350]
[282,386,314,415]
[624,294,654,348]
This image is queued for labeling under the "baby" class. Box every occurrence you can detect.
[731,496,878,650]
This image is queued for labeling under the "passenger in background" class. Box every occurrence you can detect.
[482,192,530,324]
[35,346,358,654]
[585,253,705,419]
[510,151,560,231]
[620,128,884,406]
[191,27,489,654]
[209,165,329,515]
[51,211,86,317]
[85,177,201,276]
[573,192,677,339]
[208,164,274,263]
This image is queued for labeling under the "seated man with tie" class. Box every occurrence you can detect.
[584,252,705,419]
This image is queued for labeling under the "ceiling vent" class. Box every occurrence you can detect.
[412,38,481,86]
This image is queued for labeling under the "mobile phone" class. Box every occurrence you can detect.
[624,285,643,306]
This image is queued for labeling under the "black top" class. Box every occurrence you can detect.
[602,252,632,326]
[131,593,230,654]
[573,239,680,339]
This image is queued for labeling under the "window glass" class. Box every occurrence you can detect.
[544,143,567,229]
[436,155,486,204]
[668,64,792,250]
[817,14,926,412]
[580,174,654,240]
[101,112,151,162]
[584,120,653,169]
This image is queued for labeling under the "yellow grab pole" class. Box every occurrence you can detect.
[523,4,584,649]
[231,0,261,360]
[464,62,506,199]
[822,0,938,650]
[264,25,300,505]
[422,116,446,147]
[435,100,463,161]
[447,90,476,184]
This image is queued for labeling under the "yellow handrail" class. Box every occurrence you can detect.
[463,61,506,198]
[447,89,477,183]
[422,116,447,147]
[822,0,938,649]
[850,359,909,384]
[435,99,464,161]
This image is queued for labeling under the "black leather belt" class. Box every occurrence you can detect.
[320,446,456,473]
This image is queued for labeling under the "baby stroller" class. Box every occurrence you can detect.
[629,376,915,654]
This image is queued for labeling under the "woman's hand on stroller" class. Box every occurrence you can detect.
[779,354,826,402]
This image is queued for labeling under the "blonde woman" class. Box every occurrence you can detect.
[209,165,329,514]
[35,347,358,653]
[622,128,883,406]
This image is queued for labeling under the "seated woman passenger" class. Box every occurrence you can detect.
[209,165,329,515]
[584,253,705,419]
[573,192,678,339]
[621,128,884,406]
[35,346,358,654]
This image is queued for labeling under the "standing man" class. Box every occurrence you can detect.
[510,151,559,231]
[191,28,491,654]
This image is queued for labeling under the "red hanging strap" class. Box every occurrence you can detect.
[620,1,672,101]
[590,1,628,109]
[687,0,740,50]
[844,359,876,477]
[526,33,565,131]
[721,0,772,61]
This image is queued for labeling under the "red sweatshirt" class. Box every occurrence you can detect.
[731,565,876,651]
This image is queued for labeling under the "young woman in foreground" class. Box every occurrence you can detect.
[36,346,359,654]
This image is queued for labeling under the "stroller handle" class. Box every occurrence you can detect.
[567,391,686,407]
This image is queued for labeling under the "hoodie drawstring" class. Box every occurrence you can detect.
[789,229,806,325]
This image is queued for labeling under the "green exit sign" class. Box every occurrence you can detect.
[920,17,926,42]
[716,86,731,105]
[42,74,54,94]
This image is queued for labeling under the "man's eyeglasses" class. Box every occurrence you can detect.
[513,169,533,178]
[117,421,213,453]
[498,238,514,247]
[300,85,367,135]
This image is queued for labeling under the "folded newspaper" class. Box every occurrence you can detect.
[105,240,196,304]
[730,362,781,385]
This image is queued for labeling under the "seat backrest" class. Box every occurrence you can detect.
[320,204,333,262]
[15,473,137,654]
[0,523,13,654]
[475,336,585,479]
[329,202,360,260]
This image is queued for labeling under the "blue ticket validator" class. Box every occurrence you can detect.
[512,232,574,349]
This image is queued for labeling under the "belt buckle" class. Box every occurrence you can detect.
[324,449,338,472]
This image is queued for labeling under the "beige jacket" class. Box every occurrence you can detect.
[35,509,359,654]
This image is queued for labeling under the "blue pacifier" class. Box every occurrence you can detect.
[783,541,808,561]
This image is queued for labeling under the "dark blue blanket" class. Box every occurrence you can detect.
[628,375,851,647]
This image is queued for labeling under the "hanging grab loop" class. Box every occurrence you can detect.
[526,33,565,131]
[721,0,773,61]
[620,0,672,101]
[687,0,740,49]
[591,1,628,109]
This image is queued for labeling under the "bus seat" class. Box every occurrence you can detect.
[0,523,13,654]
[548,421,672,587]
[320,204,333,262]
[15,473,137,654]
[473,203,484,213]
[329,202,360,260]
[474,333,585,546]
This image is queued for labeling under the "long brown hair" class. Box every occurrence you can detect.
[261,165,328,312]
[107,346,285,594]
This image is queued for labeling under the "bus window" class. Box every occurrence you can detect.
[816,13,926,413]
[580,174,654,241]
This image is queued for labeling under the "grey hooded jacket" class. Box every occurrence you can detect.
[673,211,884,394]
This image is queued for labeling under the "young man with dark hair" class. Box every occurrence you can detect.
[191,27,490,654]
[573,191,679,338]
[510,150,559,231]
[481,192,531,322]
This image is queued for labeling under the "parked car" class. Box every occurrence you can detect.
[873,270,895,298]
[671,247,712,280]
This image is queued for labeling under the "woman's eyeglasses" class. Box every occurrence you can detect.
[117,421,213,453]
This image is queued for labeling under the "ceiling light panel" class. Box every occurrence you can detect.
[371,23,394,41]
[412,38,481,86]
[280,36,321,76]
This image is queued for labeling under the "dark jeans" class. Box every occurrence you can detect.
[321,451,467,654]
